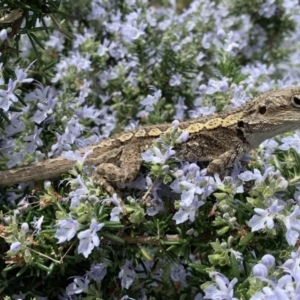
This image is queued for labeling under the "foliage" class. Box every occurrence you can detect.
[1,0,300,299]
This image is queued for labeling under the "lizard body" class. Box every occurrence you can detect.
[1,86,300,202]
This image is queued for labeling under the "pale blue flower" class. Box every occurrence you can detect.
[170,264,187,287]
[62,148,93,164]
[119,260,136,289]
[258,0,277,18]
[202,33,212,49]
[0,28,7,41]
[252,263,268,277]
[14,66,34,84]
[21,223,29,233]
[284,205,300,246]
[122,24,145,43]
[223,31,240,52]
[248,200,284,232]
[33,215,44,234]
[169,74,182,86]
[102,194,122,221]
[77,219,104,258]
[174,97,187,120]
[10,241,22,253]
[55,218,80,243]
[66,277,90,295]
[69,176,89,207]
[261,254,275,269]
[173,199,204,224]
[11,292,26,300]
[238,167,273,183]
[205,78,229,95]
[203,272,238,300]
[141,146,175,164]
[279,131,300,152]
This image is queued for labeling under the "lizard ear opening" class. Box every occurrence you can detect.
[292,95,300,107]
[258,106,267,114]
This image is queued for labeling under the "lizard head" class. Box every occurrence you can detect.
[240,86,300,146]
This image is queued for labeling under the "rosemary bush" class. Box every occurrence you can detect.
[1,0,300,299]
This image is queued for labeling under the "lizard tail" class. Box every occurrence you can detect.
[0,157,75,186]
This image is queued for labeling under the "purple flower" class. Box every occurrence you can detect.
[170,264,187,287]
[77,219,105,258]
[146,197,164,216]
[64,118,82,144]
[0,78,18,111]
[4,112,25,136]
[50,133,72,157]
[24,85,58,124]
[55,218,80,243]
[87,261,109,283]
[6,152,25,169]
[23,127,43,154]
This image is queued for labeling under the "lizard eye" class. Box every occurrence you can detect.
[292,95,300,107]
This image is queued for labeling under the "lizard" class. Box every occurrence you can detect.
[1,86,300,212]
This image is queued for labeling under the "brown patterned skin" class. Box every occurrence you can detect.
[1,86,300,212]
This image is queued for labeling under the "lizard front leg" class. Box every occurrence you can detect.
[91,145,142,213]
[206,144,248,175]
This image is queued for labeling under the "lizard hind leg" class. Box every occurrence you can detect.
[91,145,143,214]
[91,172,126,214]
